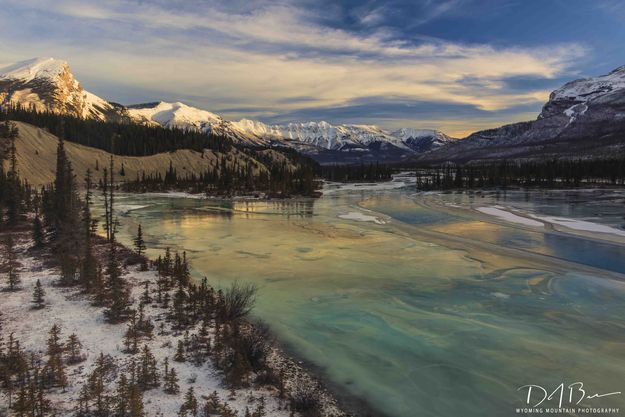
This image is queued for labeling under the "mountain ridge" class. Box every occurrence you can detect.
[0,57,453,163]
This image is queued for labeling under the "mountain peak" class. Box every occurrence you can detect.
[0,56,115,120]
[0,57,69,83]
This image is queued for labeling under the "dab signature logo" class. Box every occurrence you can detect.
[516,382,621,415]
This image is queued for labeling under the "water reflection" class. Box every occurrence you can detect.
[107,190,625,417]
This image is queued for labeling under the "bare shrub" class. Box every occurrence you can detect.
[220,281,257,322]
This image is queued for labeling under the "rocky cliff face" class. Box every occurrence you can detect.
[417,66,625,163]
[0,57,122,121]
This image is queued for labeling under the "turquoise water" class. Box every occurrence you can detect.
[109,188,625,416]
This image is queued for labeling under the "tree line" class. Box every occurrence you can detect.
[411,158,625,190]
[1,104,232,155]
[321,162,393,182]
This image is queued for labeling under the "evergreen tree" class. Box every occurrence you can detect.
[124,312,140,354]
[115,373,130,417]
[103,167,110,241]
[49,136,82,286]
[3,121,21,225]
[45,324,67,389]
[163,367,180,394]
[2,234,21,291]
[65,333,84,364]
[3,234,20,291]
[79,169,98,291]
[137,344,159,390]
[179,386,198,417]
[32,215,45,249]
[134,224,148,271]
[127,380,145,417]
[104,239,130,323]
[32,279,45,309]
[174,340,185,362]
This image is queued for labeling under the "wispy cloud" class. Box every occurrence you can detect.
[0,0,589,134]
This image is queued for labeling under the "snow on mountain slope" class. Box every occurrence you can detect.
[540,65,625,122]
[391,128,456,152]
[550,65,625,103]
[127,101,223,129]
[233,119,411,151]
[0,57,68,83]
[0,57,115,120]
[127,102,426,154]
[126,101,267,145]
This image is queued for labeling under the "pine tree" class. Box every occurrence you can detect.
[3,234,20,291]
[124,312,139,354]
[134,224,147,271]
[45,324,67,389]
[104,239,130,323]
[88,353,111,416]
[4,121,21,225]
[202,391,222,416]
[163,367,180,394]
[51,136,82,287]
[32,279,45,309]
[80,169,98,291]
[179,386,198,417]
[103,167,110,241]
[128,380,145,417]
[32,215,45,249]
[174,340,185,362]
[137,344,159,390]
[108,156,115,241]
[115,373,130,417]
[65,333,84,364]
[140,282,152,305]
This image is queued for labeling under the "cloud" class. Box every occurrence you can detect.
[0,0,589,135]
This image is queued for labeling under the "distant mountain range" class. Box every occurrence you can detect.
[0,57,455,164]
[3,57,625,165]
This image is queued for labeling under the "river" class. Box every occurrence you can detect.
[107,179,625,416]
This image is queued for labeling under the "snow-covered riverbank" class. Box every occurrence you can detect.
[0,234,346,417]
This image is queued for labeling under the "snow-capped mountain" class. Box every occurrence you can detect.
[540,65,625,123]
[126,101,266,145]
[233,119,409,150]
[125,102,449,161]
[417,64,625,162]
[0,57,117,120]
[0,57,452,163]
[391,128,455,152]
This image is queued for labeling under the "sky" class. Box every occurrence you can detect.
[1,0,624,137]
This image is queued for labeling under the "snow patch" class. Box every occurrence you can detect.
[338,211,386,224]
[476,206,544,228]
[528,214,625,237]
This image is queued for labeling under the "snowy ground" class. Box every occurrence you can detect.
[338,211,387,225]
[0,235,343,417]
[476,206,544,228]
[475,205,625,238]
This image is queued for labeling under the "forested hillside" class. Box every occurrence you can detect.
[0,108,320,197]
